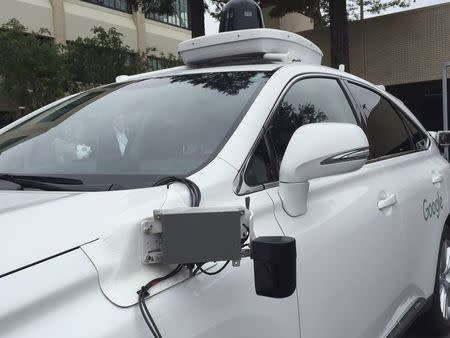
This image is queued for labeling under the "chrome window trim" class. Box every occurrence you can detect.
[320,147,370,165]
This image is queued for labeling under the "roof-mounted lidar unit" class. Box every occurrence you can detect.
[177,0,323,67]
[219,0,265,32]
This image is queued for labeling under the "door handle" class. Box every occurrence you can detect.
[378,194,397,210]
[432,174,444,185]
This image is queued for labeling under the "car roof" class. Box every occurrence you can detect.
[117,62,375,88]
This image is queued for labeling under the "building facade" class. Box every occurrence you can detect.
[0,0,192,121]
[264,3,450,131]
[0,0,192,55]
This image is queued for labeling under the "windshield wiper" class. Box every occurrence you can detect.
[0,175,83,185]
[0,174,109,191]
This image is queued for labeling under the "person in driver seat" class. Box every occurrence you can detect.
[97,111,131,170]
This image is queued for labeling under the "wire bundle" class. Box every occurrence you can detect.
[138,265,183,338]
[138,177,201,337]
[137,178,248,337]
[153,176,201,208]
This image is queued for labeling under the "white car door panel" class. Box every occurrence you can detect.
[345,80,450,307]
[391,149,450,297]
[241,76,407,338]
[268,161,404,338]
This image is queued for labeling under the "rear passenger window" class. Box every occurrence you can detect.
[402,116,430,150]
[347,83,414,159]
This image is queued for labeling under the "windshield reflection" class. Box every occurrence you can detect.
[170,71,270,96]
[0,71,271,189]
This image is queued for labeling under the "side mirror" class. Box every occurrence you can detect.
[279,123,369,217]
[437,131,450,147]
[251,236,296,298]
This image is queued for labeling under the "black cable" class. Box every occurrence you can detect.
[140,176,249,336]
[138,177,201,337]
[241,223,250,245]
[242,223,249,233]
[142,264,183,291]
[138,265,183,338]
[153,177,201,207]
[139,291,159,337]
[141,290,162,338]
[144,300,161,336]
[195,261,230,275]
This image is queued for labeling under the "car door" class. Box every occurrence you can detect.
[347,81,450,313]
[399,116,450,299]
[240,75,406,338]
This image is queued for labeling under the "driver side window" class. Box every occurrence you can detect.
[244,77,357,188]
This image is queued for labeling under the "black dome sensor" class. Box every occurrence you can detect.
[219,0,265,33]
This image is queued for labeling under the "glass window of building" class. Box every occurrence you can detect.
[148,58,163,71]
[146,0,191,29]
[82,0,132,14]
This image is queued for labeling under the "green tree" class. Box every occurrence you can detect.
[170,71,267,95]
[64,26,145,85]
[0,19,182,116]
[348,0,416,20]
[64,26,182,85]
[0,19,69,112]
[152,50,184,69]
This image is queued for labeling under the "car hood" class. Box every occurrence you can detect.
[0,188,168,277]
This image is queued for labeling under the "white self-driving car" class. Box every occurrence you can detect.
[1,3,450,338]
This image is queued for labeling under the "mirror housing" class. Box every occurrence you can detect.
[252,236,296,298]
[279,123,369,217]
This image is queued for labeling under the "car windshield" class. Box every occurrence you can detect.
[0,71,271,190]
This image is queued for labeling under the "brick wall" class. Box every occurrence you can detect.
[301,3,450,86]
[262,6,314,33]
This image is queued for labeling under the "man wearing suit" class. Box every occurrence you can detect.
[112,111,128,156]
[97,111,130,171]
